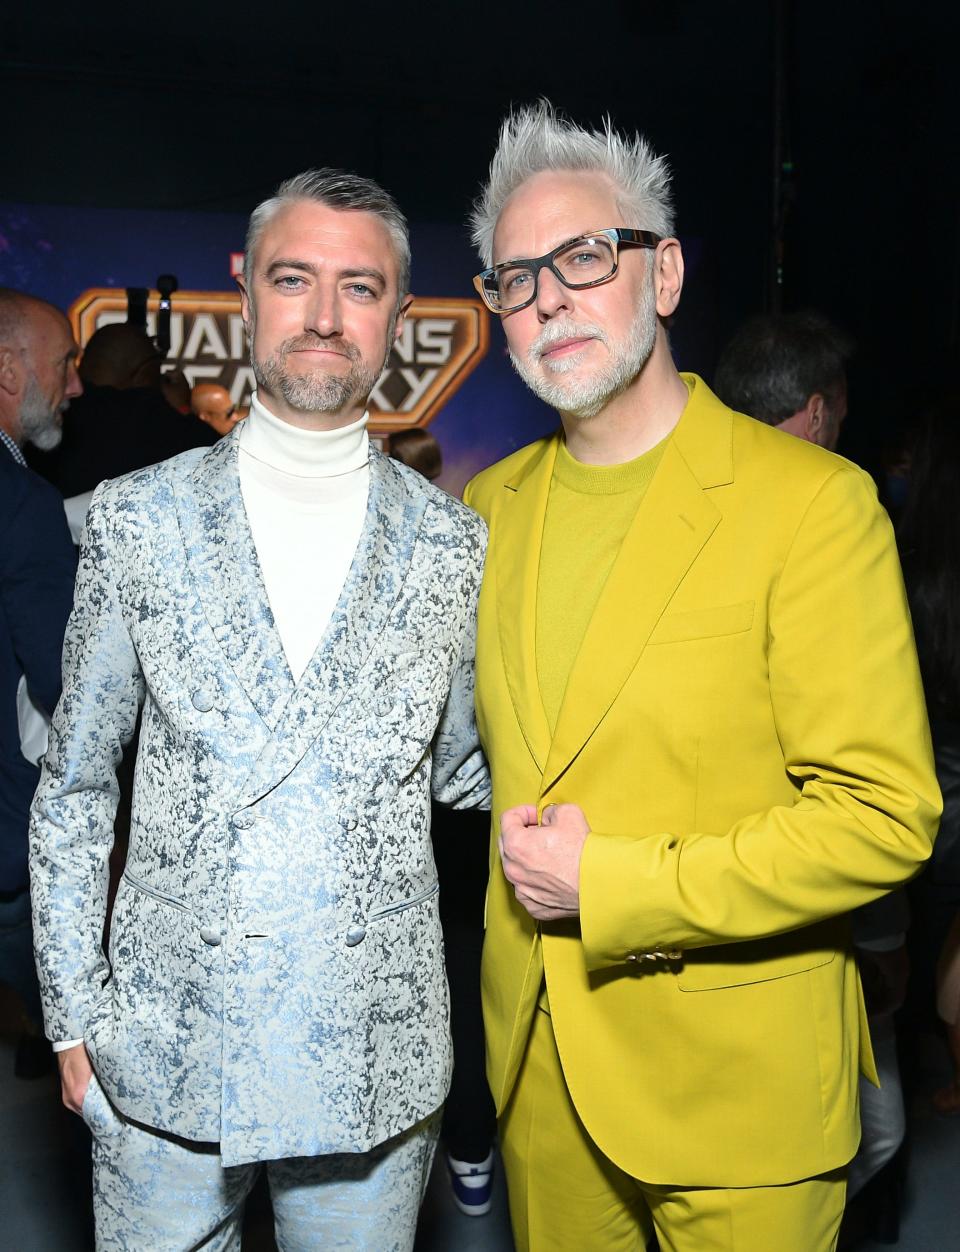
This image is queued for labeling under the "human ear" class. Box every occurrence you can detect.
[236,277,253,338]
[805,394,826,438]
[0,347,22,397]
[653,239,684,318]
[394,294,414,344]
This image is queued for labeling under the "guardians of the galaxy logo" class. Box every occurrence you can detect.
[68,290,488,435]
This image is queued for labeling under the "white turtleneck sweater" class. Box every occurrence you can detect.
[238,393,370,681]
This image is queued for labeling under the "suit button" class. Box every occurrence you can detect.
[192,685,216,712]
[345,925,366,947]
[374,695,394,717]
[232,811,255,830]
[339,807,359,831]
[199,927,222,946]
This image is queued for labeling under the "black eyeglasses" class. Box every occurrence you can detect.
[473,227,662,314]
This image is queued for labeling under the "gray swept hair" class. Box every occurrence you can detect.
[244,168,411,301]
[470,100,674,266]
[714,312,853,426]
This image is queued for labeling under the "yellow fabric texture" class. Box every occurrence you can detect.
[537,436,666,730]
[501,1005,846,1252]
[463,374,941,1188]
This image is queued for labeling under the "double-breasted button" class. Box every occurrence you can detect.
[199,927,222,947]
[339,807,359,831]
[374,695,394,717]
[232,811,255,831]
[345,925,366,947]
[626,953,639,963]
[191,685,216,712]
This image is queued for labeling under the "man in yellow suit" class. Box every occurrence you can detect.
[463,102,940,1252]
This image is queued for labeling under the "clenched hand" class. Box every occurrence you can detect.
[498,803,590,921]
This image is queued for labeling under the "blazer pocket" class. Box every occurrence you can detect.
[648,600,755,646]
[677,933,835,991]
[121,869,192,915]
[369,882,439,922]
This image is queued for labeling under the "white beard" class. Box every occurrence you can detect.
[20,374,63,451]
[509,278,658,420]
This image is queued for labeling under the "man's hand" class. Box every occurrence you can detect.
[498,803,590,920]
[57,1043,94,1115]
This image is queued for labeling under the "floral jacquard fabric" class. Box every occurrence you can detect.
[29,436,490,1167]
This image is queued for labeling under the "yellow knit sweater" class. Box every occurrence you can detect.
[536,435,668,730]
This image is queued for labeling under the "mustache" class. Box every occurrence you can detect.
[276,333,362,362]
[530,320,608,361]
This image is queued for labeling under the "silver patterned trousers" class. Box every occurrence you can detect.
[81,1076,439,1251]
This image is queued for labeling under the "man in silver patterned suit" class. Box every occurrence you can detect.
[29,169,490,1251]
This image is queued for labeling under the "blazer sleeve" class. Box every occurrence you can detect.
[3,475,76,716]
[580,463,941,968]
[29,483,145,1042]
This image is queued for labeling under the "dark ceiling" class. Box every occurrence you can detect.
[4,0,958,457]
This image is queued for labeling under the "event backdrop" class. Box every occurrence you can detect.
[0,201,700,497]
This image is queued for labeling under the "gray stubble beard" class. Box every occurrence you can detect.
[252,339,382,415]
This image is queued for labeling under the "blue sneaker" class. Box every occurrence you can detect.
[446,1148,495,1217]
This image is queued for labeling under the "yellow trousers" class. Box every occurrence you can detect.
[500,1005,847,1252]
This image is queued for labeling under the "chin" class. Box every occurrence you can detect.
[29,428,63,452]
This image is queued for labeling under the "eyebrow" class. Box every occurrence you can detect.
[264,259,388,286]
[497,231,598,269]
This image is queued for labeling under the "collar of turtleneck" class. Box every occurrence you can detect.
[240,391,370,479]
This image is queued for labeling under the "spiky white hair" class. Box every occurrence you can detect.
[470,100,674,267]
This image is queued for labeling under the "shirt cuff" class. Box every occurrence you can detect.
[52,1039,84,1052]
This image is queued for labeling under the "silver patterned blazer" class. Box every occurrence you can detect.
[29,433,490,1167]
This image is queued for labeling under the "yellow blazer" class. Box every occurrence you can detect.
[463,375,940,1187]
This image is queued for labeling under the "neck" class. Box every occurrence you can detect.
[560,338,689,466]
[255,386,366,432]
[242,392,369,478]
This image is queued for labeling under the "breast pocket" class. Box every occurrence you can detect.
[648,600,755,646]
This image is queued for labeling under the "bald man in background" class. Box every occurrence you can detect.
[27,323,215,513]
[191,382,246,438]
[0,288,78,1077]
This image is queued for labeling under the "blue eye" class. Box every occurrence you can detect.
[500,270,531,294]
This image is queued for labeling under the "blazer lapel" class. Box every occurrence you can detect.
[541,379,731,796]
[175,432,294,728]
[239,449,427,804]
[496,435,560,775]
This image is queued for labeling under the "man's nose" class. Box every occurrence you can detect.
[66,362,83,399]
[304,286,343,337]
[535,267,573,321]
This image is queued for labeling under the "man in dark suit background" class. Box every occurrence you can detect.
[0,287,79,1075]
